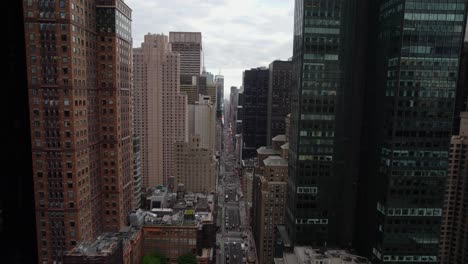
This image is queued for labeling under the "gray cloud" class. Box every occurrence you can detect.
[126,0,294,96]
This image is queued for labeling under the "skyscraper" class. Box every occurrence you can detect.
[242,67,269,159]
[169,32,202,77]
[439,112,468,264]
[23,0,134,262]
[252,134,289,264]
[188,95,216,153]
[215,74,224,119]
[267,60,292,145]
[133,34,188,188]
[357,1,467,263]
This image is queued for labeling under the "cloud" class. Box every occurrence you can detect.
[126,0,294,97]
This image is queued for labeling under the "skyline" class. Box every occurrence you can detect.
[127,0,294,96]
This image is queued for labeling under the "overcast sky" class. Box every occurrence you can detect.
[126,0,294,97]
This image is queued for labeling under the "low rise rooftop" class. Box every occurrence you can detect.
[283,247,369,264]
[263,156,288,166]
[257,146,280,155]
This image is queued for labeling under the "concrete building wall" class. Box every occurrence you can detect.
[193,95,216,152]
[253,156,288,264]
[169,32,202,76]
[174,136,216,193]
[133,34,188,188]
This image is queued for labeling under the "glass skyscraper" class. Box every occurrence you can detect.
[286,0,369,247]
[356,1,467,263]
[287,1,467,263]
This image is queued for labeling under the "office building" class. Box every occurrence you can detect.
[253,154,288,264]
[169,32,202,77]
[180,74,199,105]
[215,75,224,119]
[242,67,269,159]
[439,112,468,264]
[267,60,292,145]
[201,71,218,108]
[357,2,467,263]
[133,34,188,188]
[188,95,216,152]
[174,135,217,194]
[23,0,134,262]
[229,86,239,134]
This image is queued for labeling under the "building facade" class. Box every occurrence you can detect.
[253,155,288,264]
[242,67,269,159]
[287,0,356,246]
[267,60,292,145]
[215,75,224,119]
[358,2,468,263]
[174,135,217,193]
[169,32,202,77]
[439,112,468,264]
[23,0,134,262]
[133,34,188,188]
[133,136,142,209]
[188,95,216,153]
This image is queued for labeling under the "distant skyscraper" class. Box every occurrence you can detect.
[180,74,199,104]
[215,75,224,119]
[133,34,188,188]
[188,95,216,153]
[229,86,239,133]
[169,32,202,77]
[267,60,292,145]
[439,112,468,264]
[242,67,269,159]
[201,71,217,108]
[23,0,134,262]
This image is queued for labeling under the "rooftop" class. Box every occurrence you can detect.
[263,156,288,166]
[242,159,256,167]
[257,146,280,155]
[65,227,140,257]
[283,247,369,264]
[281,142,289,150]
[272,134,286,142]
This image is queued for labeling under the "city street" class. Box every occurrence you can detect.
[217,120,257,264]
